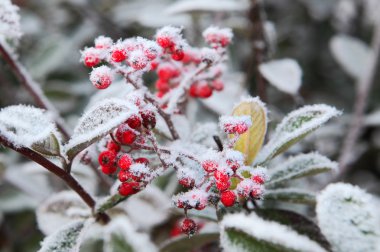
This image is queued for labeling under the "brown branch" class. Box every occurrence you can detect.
[0,41,71,140]
[0,135,109,223]
[337,23,380,180]
[247,0,268,102]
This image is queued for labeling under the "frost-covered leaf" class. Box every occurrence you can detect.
[104,216,157,252]
[266,153,337,187]
[38,220,85,252]
[264,188,316,205]
[330,35,372,79]
[255,104,341,165]
[259,59,303,95]
[65,98,138,160]
[165,0,248,14]
[316,183,380,252]
[220,212,327,252]
[37,191,90,235]
[0,105,58,149]
[32,133,61,157]
[159,232,219,252]
[0,0,22,44]
[232,97,267,165]
[364,109,380,126]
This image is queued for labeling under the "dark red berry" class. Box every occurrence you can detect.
[197,84,213,98]
[140,110,156,129]
[118,170,132,182]
[118,154,133,170]
[118,181,140,196]
[134,157,149,165]
[98,150,116,167]
[220,190,236,207]
[126,114,142,129]
[156,36,174,48]
[171,48,184,61]
[111,49,127,62]
[179,177,195,188]
[216,179,231,191]
[202,160,218,173]
[252,175,265,185]
[181,218,197,236]
[101,164,117,175]
[116,124,137,145]
[107,141,120,153]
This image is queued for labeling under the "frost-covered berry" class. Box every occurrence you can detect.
[197,83,213,98]
[201,48,219,64]
[171,47,185,61]
[252,175,265,184]
[251,168,268,185]
[107,140,120,153]
[216,179,231,191]
[158,64,180,80]
[140,110,156,129]
[98,150,116,167]
[101,165,117,175]
[126,114,142,129]
[179,177,195,188]
[181,218,197,236]
[220,115,252,135]
[128,50,148,70]
[116,124,137,145]
[156,36,174,48]
[144,41,161,60]
[94,35,113,49]
[118,154,133,170]
[118,170,132,182]
[202,160,218,173]
[220,190,236,207]
[214,170,229,182]
[81,47,101,67]
[90,66,113,89]
[211,79,224,91]
[250,184,264,199]
[111,48,127,62]
[134,157,149,165]
[118,181,140,196]
[155,79,170,92]
[203,26,233,48]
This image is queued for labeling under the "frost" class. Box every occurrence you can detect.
[38,220,85,252]
[0,0,22,44]
[165,0,248,14]
[219,115,252,129]
[65,98,138,159]
[220,212,327,252]
[266,153,337,187]
[316,183,380,252]
[364,109,380,126]
[330,35,372,79]
[259,58,303,95]
[255,104,341,165]
[0,105,58,148]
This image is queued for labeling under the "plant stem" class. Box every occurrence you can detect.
[247,0,268,102]
[0,135,109,223]
[0,40,71,140]
[337,22,380,179]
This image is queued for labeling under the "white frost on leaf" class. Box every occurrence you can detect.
[220,212,327,252]
[267,152,337,186]
[264,188,316,205]
[165,0,248,14]
[0,0,22,44]
[330,35,372,79]
[38,220,85,252]
[65,98,138,159]
[316,183,380,252]
[0,105,57,148]
[255,104,341,165]
[259,58,303,95]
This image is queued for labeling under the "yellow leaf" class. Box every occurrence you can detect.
[232,97,267,165]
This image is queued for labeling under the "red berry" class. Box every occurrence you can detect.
[158,65,179,80]
[202,160,218,173]
[195,202,206,210]
[118,181,140,196]
[155,79,170,92]
[107,141,120,153]
[101,164,117,175]
[156,36,174,48]
[116,124,137,145]
[98,150,116,167]
[181,218,197,236]
[84,55,100,67]
[140,110,156,129]
[144,48,159,60]
[211,79,224,91]
[126,114,142,129]
[90,66,113,90]
[197,83,213,98]
[118,154,133,170]
[216,179,231,191]
[118,170,132,182]
[252,175,265,185]
[111,49,127,62]
[171,48,185,61]
[214,170,229,181]
[226,160,240,172]
[220,190,236,207]
[150,61,159,70]
[189,84,198,97]
[170,222,182,237]
[134,157,149,165]
[179,177,195,188]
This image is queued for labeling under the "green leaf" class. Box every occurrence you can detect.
[107,234,134,252]
[159,233,219,252]
[220,212,328,252]
[38,221,85,252]
[32,133,61,157]
[266,153,337,187]
[64,98,138,160]
[264,188,316,205]
[255,104,341,165]
[316,183,380,252]
[232,97,267,165]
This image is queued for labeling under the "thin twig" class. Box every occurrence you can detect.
[337,22,380,180]
[0,135,110,223]
[213,135,224,151]
[0,40,71,140]
[247,0,268,102]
